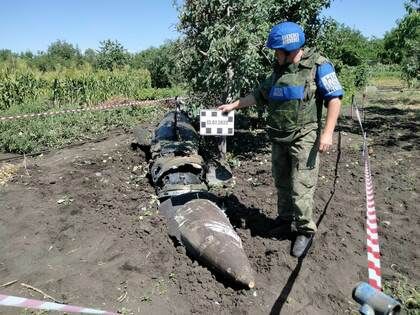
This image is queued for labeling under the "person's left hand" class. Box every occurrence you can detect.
[319,132,333,153]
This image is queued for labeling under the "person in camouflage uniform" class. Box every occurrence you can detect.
[218,21,343,258]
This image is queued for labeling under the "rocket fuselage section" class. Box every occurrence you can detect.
[150,110,207,198]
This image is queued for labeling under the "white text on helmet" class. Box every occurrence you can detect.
[282,33,300,45]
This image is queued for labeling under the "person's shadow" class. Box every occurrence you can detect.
[221,194,294,241]
[269,253,308,314]
[222,194,312,314]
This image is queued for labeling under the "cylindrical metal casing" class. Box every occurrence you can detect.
[353,282,401,315]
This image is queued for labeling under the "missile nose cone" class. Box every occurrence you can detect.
[171,198,256,288]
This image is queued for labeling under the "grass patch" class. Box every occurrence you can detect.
[369,76,404,90]
[0,86,185,154]
[0,99,169,154]
[384,273,420,315]
[0,105,167,153]
[367,88,420,109]
[0,163,21,185]
[367,64,404,90]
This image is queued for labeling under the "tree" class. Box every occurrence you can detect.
[32,51,51,72]
[47,40,81,61]
[365,38,384,65]
[316,20,373,68]
[0,49,17,62]
[20,51,34,60]
[25,40,82,71]
[176,0,331,106]
[381,0,419,84]
[131,40,183,88]
[96,39,130,71]
[83,48,97,67]
[44,40,82,69]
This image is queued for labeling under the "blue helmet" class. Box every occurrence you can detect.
[266,22,305,52]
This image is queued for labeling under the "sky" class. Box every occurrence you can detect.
[322,0,407,38]
[0,0,408,54]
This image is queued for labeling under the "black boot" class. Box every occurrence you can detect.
[291,234,313,258]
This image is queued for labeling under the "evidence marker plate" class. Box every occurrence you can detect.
[199,110,234,136]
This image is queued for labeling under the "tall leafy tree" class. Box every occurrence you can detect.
[176,0,331,105]
[315,20,374,89]
[96,39,130,71]
[131,40,183,88]
[382,0,419,84]
[47,40,81,61]
[20,51,35,61]
[83,48,97,67]
[0,49,16,62]
[316,21,372,68]
[27,40,82,71]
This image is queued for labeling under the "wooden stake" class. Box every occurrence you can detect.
[21,283,62,303]
[0,280,18,288]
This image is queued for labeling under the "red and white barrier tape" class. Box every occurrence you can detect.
[0,293,118,314]
[0,98,175,122]
[354,104,382,291]
[364,155,382,290]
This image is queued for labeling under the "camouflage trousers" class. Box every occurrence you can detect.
[271,125,320,234]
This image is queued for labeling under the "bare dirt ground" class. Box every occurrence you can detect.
[0,94,418,314]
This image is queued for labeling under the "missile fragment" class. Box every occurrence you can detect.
[136,107,255,288]
[167,198,255,288]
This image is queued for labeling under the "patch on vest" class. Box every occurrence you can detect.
[272,87,284,97]
[320,72,342,93]
[282,33,300,45]
[269,86,304,101]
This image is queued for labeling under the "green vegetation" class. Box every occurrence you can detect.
[381,0,419,86]
[0,0,418,155]
[0,103,168,154]
[384,273,420,315]
[368,64,403,88]
[131,40,183,88]
[177,0,331,106]
[0,40,184,154]
[176,0,419,107]
[316,21,373,103]
[0,66,152,109]
[96,39,130,71]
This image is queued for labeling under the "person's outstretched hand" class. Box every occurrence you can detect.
[217,103,236,113]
